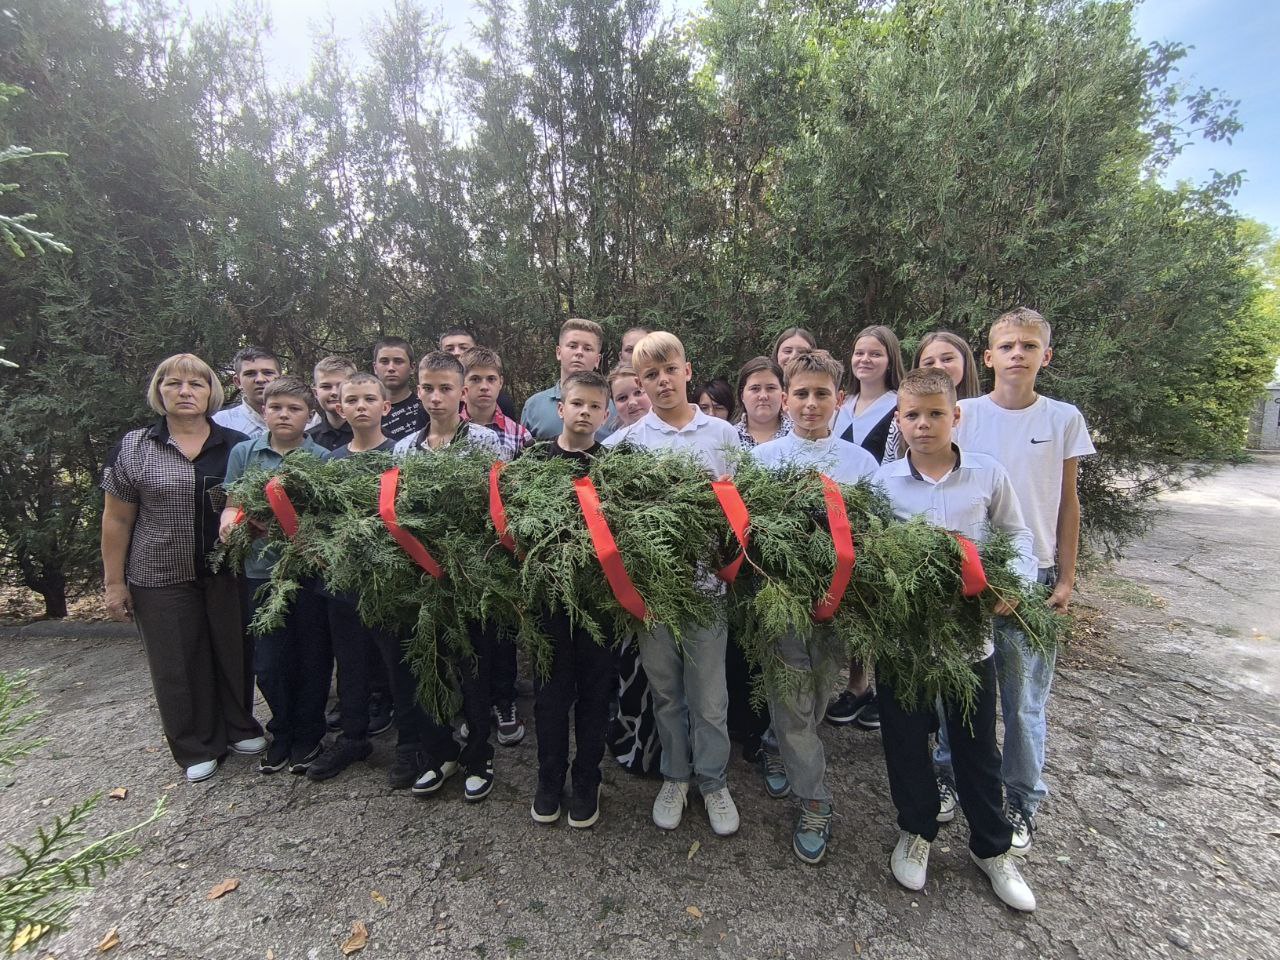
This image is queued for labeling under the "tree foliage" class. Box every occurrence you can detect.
[1,0,1277,611]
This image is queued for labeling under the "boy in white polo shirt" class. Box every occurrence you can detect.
[936,307,1096,854]
[602,331,741,837]
[874,367,1039,912]
[751,350,878,864]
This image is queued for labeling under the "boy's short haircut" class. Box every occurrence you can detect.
[989,306,1052,346]
[735,355,784,410]
[372,336,414,364]
[559,317,605,350]
[631,331,685,371]
[563,370,610,398]
[897,367,958,407]
[263,375,314,406]
[439,326,475,345]
[461,346,503,375]
[232,345,279,373]
[783,349,843,390]
[770,326,817,358]
[314,355,357,380]
[148,353,224,416]
[341,371,387,399]
[607,363,639,388]
[418,350,464,380]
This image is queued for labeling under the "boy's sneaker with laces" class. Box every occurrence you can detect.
[652,780,688,830]
[971,850,1036,911]
[792,799,834,864]
[531,778,562,824]
[492,702,525,746]
[412,758,459,796]
[186,759,219,783]
[1007,803,1034,855]
[305,737,372,781]
[760,750,791,799]
[825,688,880,729]
[703,786,740,837]
[289,743,322,775]
[230,735,267,755]
[368,693,394,737]
[891,831,931,891]
[567,782,601,829]
[936,776,957,823]
[388,746,425,790]
[259,741,290,775]
[464,760,495,802]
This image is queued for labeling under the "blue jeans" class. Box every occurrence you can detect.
[935,566,1057,817]
[637,619,730,794]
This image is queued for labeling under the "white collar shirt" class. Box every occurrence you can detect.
[751,432,879,484]
[212,401,268,438]
[602,405,741,477]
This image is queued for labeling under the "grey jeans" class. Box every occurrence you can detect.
[765,627,840,803]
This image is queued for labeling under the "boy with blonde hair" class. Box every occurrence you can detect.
[935,307,1096,853]
[874,367,1039,911]
[520,318,615,441]
[308,356,358,451]
[603,331,741,836]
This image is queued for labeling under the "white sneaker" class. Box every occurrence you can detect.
[971,850,1037,912]
[703,787,740,837]
[185,759,218,783]
[890,831,930,891]
[1006,805,1034,855]
[652,780,689,830]
[936,777,957,823]
[230,736,267,756]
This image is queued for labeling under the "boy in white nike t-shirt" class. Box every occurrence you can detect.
[936,307,1095,855]
[751,350,878,864]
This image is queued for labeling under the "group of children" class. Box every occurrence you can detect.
[208,309,1093,914]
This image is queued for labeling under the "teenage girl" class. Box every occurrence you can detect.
[882,331,981,463]
[735,357,791,448]
[771,327,817,369]
[696,378,736,422]
[831,325,905,463]
[608,364,651,428]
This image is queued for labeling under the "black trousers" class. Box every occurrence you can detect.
[533,611,618,791]
[725,628,770,761]
[329,596,456,761]
[878,654,1012,859]
[492,629,518,705]
[248,578,330,757]
[458,620,499,771]
[132,574,263,767]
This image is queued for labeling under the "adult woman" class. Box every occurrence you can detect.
[734,357,792,448]
[101,353,265,782]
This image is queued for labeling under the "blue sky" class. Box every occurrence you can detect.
[183,0,1279,231]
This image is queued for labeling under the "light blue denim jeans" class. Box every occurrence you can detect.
[764,627,839,804]
[637,619,731,795]
[935,566,1058,816]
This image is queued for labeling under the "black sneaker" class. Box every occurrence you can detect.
[531,778,562,824]
[306,737,372,781]
[854,690,881,730]
[288,743,322,775]
[369,694,394,737]
[825,688,880,729]
[567,782,601,829]
[464,760,495,802]
[388,746,425,790]
[325,704,342,732]
[492,702,525,746]
[259,740,290,775]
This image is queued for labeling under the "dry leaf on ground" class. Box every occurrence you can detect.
[98,927,121,952]
[341,921,369,956]
[108,787,128,800]
[686,906,703,919]
[687,840,700,861]
[371,890,388,906]
[10,923,49,951]
[206,878,241,900]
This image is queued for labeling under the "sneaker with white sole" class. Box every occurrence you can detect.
[890,831,930,891]
[567,782,601,829]
[937,776,957,823]
[703,786,740,837]
[792,799,834,864]
[258,741,290,775]
[760,750,791,799]
[411,758,459,796]
[971,850,1036,911]
[652,780,688,830]
[1007,804,1034,855]
[185,759,219,783]
[288,744,322,775]
[492,702,525,746]
[531,777,562,824]
[230,736,267,755]
[464,761,495,802]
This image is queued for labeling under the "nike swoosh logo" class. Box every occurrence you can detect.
[1030,438,1050,444]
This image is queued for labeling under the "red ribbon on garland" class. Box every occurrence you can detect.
[712,477,750,584]
[378,467,445,579]
[489,461,517,553]
[573,476,648,621]
[264,476,299,539]
[813,474,856,623]
[233,506,245,525]
[950,532,989,597]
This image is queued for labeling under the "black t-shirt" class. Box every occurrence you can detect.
[382,393,427,441]
[330,437,397,460]
[528,438,603,474]
[497,387,516,420]
[307,417,354,451]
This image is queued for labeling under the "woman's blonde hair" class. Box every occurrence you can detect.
[146,353,224,416]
